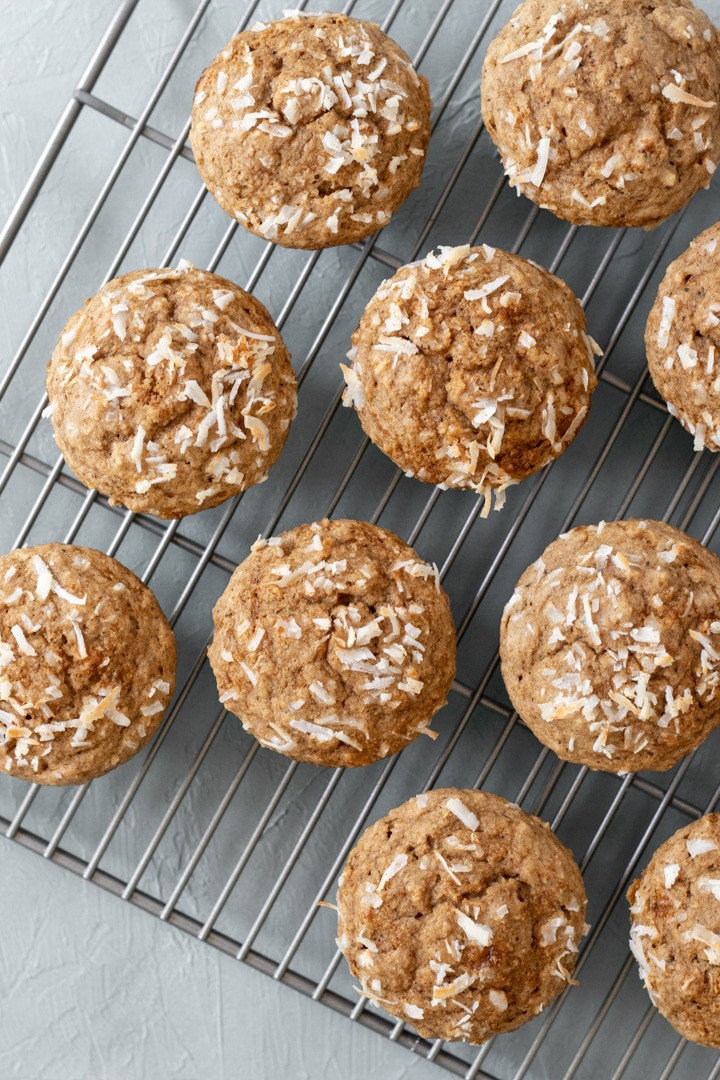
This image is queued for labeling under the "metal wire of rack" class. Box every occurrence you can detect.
[2,0,720,1077]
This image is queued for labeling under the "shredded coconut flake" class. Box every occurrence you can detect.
[456,909,493,947]
[11,624,36,656]
[687,837,718,858]
[464,276,510,302]
[657,296,676,349]
[530,137,551,187]
[662,84,717,107]
[377,852,408,891]
[445,797,479,831]
[664,863,680,888]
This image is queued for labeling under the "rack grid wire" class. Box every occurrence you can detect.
[2,1,720,1077]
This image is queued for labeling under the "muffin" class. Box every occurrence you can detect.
[629,813,720,1047]
[481,0,720,228]
[0,544,175,785]
[500,519,720,773]
[336,788,587,1042]
[190,11,431,249]
[646,221,720,450]
[341,243,599,514]
[208,518,456,766]
[45,262,297,518]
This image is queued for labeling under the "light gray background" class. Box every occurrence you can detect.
[0,3,439,1078]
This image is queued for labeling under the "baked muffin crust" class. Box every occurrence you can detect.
[481,0,720,228]
[46,263,296,518]
[501,519,720,773]
[0,544,175,786]
[629,813,720,1047]
[646,221,720,450]
[337,787,587,1042]
[190,11,431,248]
[343,243,598,513]
[209,518,456,767]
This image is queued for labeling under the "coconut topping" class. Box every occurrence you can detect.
[336,788,587,1043]
[190,11,430,247]
[482,0,720,228]
[629,814,720,1043]
[646,222,720,454]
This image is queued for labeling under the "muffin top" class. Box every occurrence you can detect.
[0,544,175,785]
[46,263,296,518]
[646,221,720,451]
[208,518,456,767]
[481,0,720,227]
[629,813,720,1047]
[337,788,587,1042]
[343,243,598,513]
[501,519,720,773]
[190,11,431,248]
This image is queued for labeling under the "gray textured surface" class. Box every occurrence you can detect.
[2,1,720,1079]
[0,841,437,1079]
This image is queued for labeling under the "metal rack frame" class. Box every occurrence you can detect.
[2,1,720,1077]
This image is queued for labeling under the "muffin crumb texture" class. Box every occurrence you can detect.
[190,11,431,248]
[337,788,587,1042]
[481,0,720,227]
[500,519,720,773]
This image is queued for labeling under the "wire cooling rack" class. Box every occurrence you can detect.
[2,1,720,1077]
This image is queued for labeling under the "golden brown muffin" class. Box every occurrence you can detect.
[646,221,720,450]
[0,544,175,786]
[190,11,431,249]
[629,813,720,1047]
[336,788,587,1042]
[481,0,720,228]
[46,263,297,519]
[208,518,456,767]
[342,243,598,514]
[500,519,720,773]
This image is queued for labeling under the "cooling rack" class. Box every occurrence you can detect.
[2,1,720,1077]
